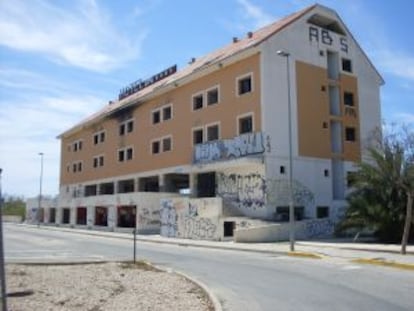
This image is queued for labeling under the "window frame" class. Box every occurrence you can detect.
[237,113,254,135]
[206,85,220,106]
[192,92,204,111]
[162,135,172,152]
[151,139,161,155]
[236,72,253,96]
[162,104,173,121]
[192,127,204,145]
[206,122,220,141]
[119,118,134,136]
[345,127,357,142]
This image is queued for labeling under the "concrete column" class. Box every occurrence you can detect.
[87,205,95,227]
[159,174,166,192]
[70,206,76,225]
[108,205,117,230]
[190,173,198,198]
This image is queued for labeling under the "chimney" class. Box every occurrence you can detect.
[233,37,238,43]
[247,31,253,38]
[189,57,196,64]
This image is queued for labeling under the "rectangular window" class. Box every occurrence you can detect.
[119,119,133,135]
[93,131,105,145]
[93,156,104,168]
[342,58,352,73]
[317,206,329,218]
[193,128,203,145]
[207,124,219,141]
[72,140,83,152]
[207,87,219,105]
[344,92,354,106]
[93,157,98,168]
[73,163,77,173]
[152,141,160,154]
[99,156,104,167]
[238,75,252,95]
[162,137,172,152]
[239,115,253,134]
[118,149,125,162]
[163,106,172,121]
[126,148,133,160]
[345,127,356,141]
[119,123,125,136]
[77,162,82,172]
[280,166,285,174]
[152,110,160,124]
[192,94,203,110]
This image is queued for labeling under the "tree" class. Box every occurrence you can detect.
[338,124,414,254]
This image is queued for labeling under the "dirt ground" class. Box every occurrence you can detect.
[5,261,214,311]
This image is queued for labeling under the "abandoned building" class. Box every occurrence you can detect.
[49,4,382,241]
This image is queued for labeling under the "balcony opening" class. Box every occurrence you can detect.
[118,179,135,193]
[95,206,108,226]
[164,173,189,193]
[85,184,97,197]
[76,207,87,225]
[99,182,114,195]
[62,208,70,224]
[117,205,136,228]
[197,172,216,198]
[139,176,160,192]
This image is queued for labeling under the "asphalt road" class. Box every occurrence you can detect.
[4,224,414,311]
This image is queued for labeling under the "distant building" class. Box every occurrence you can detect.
[26,196,57,224]
[55,4,383,240]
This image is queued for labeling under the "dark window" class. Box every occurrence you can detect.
[153,110,160,124]
[127,120,134,133]
[324,169,329,177]
[99,156,104,167]
[73,163,77,172]
[193,94,203,110]
[193,129,203,145]
[77,162,82,172]
[207,125,219,141]
[345,127,356,141]
[78,141,82,150]
[163,137,171,152]
[163,106,172,120]
[342,58,352,72]
[152,141,160,154]
[239,115,253,134]
[119,123,125,136]
[317,206,329,218]
[94,134,99,145]
[280,166,285,174]
[100,132,105,142]
[126,148,133,160]
[73,142,78,152]
[238,75,252,95]
[344,92,354,106]
[118,150,125,162]
[93,157,98,168]
[99,182,114,195]
[207,88,219,105]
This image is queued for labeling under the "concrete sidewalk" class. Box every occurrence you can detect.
[17,224,414,269]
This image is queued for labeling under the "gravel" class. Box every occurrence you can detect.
[5,262,214,311]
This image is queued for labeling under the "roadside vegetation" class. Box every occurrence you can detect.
[1,195,26,221]
[337,124,414,254]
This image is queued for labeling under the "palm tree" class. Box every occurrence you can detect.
[339,125,414,254]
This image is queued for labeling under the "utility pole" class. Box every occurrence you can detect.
[0,168,8,311]
[38,152,44,224]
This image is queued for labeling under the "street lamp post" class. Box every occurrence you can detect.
[38,152,44,224]
[277,50,295,252]
[0,168,8,311]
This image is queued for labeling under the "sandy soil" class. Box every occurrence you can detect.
[5,262,214,311]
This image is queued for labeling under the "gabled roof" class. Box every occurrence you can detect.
[59,3,384,138]
[58,4,316,138]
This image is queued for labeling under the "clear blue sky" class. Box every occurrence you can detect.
[0,0,413,198]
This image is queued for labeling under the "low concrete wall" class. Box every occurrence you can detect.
[3,215,23,223]
[160,197,223,240]
[234,218,335,242]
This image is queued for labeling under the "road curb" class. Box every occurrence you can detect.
[287,251,324,259]
[143,261,223,311]
[351,258,414,271]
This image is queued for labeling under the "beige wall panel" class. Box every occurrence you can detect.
[60,54,261,186]
[296,61,331,159]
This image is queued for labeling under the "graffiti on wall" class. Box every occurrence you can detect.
[193,132,265,164]
[183,217,217,239]
[160,200,177,237]
[305,218,335,238]
[138,207,160,227]
[160,198,220,240]
[217,173,266,210]
[266,179,315,207]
